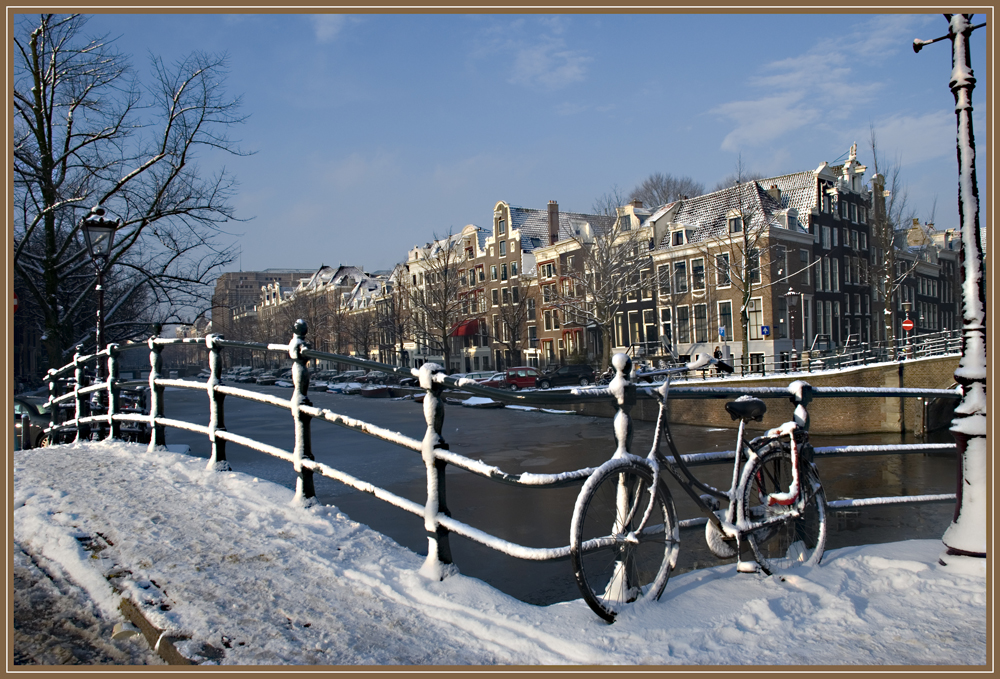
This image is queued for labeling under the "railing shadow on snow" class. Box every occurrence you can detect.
[35,320,963,574]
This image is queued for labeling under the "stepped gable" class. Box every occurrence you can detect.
[507,205,613,252]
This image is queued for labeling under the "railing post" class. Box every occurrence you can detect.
[73,346,91,442]
[417,361,454,579]
[289,320,316,505]
[609,353,635,457]
[788,380,813,432]
[46,369,60,442]
[205,334,230,471]
[147,336,166,450]
[107,343,121,440]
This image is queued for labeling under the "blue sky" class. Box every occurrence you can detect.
[84,12,986,274]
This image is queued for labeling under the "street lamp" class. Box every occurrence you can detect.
[81,206,120,380]
[784,287,800,370]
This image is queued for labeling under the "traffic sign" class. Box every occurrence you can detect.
[761,325,770,336]
[902,319,914,332]
[12,291,17,313]
[718,327,726,338]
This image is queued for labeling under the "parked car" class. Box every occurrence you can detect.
[537,364,596,389]
[500,366,541,391]
[13,395,52,448]
[453,371,495,383]
[357,370,388,384]
[476,373,509,390]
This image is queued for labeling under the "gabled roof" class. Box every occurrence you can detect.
[654,182,782,247]
[756,170,819,217]
[506,206,614,252]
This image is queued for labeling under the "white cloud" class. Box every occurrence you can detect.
[509,40,590,89]
[710,14,938,153]
[311,14,348,44]
[864,112,955,166]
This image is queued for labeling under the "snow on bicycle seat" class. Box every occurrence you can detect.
[725,396,767,422]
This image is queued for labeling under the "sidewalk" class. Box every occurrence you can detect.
[12,440,989,666]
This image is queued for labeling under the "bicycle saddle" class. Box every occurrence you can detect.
[725,397,767,422]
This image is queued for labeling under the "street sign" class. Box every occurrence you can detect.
[761,325,770,336]
[718,327,726,338]
[12,291,17,313]
[902,319,915,332]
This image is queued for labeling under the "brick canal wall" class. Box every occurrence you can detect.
[572,355,961,435]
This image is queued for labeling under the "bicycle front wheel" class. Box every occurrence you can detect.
[739,441,827,574]
[570,460,679,622]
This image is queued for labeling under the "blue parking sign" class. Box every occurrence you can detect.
[761,325,770,336]
[719,327,726,338]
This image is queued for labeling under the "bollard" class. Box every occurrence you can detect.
[107,343,121,440]
[205,334,230,471]
[289,320,316,505]
[148,337,166,450]
[418,361,453,578]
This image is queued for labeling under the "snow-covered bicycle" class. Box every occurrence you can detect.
[570,353,827,622]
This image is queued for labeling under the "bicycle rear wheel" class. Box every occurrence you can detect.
[570,460,679,622]
[739,441,827,574]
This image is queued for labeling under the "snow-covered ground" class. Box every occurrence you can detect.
[12,441,987,666]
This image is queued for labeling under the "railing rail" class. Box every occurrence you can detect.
[36,322,961,575]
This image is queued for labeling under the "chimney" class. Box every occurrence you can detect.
[631,199,643,208]
[768,184,781,203]
[548,200,559,245]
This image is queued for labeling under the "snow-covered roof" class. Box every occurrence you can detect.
[506,206,614,252]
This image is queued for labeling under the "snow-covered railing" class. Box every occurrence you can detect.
[38,321,961,574]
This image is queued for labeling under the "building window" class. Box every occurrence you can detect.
[498,219,506,236]
[510,261,518,277]
[692,258,705,291]
[860,206,867,223]
[657,264,671,297]
[676,306,690,343]
[620,214,631,231]
[674,261,688,293]
[501,263,508,281]
[729,217,743,233]
[527,297,536,320]
[501,288,510,305]
[544,310,552,332]
[849,204,857,223]
[748,249,761,285]
[718,300,733,341]
[716,254,731,287]
[672,231,684,246]
[821,226,830,249]
[541,262,555,278]
[478,266,485,282]
[832,227,839,248]
[492,289,499,306]
[800,250,810,286]
[694,304,708,343]
[660,307,672,345]
[641,269,653,299]
[822,257,830,291]
[512,287,520,304]
[851,230,859,251]
[499,241,507,257]
[832,258,840,291]
[748,297,764,340]
[490,265,498,281]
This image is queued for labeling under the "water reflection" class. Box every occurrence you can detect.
[162,386,958,606]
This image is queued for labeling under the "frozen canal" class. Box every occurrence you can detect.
[159,382,958,605]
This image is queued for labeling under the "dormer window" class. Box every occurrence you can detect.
[672,231,684,246]
[728,217,743,233]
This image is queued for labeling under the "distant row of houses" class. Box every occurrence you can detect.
[208,145,964,373]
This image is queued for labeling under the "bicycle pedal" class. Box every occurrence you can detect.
[736,561,760,574]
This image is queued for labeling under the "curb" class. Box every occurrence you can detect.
[118,597,195,665]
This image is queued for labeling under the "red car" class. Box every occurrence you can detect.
[476,367,540,391]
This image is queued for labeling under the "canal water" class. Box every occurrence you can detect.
[162,384,959,606]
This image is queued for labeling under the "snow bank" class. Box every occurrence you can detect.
[12,441,987,666]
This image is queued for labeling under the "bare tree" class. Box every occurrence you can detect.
[13,14,248,371]
[866,125,920,353]
[629,171,704,207]
[550,188,647,370]
[712,154,766,192]
[407,234,472,370]
[493,271,536,367]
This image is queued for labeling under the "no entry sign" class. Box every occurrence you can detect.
[902,319,914,332]
[12,291,17,313]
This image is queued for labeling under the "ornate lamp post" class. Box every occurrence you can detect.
[914,14,987,562]
[783,287,800,370]
[80,206,120,380]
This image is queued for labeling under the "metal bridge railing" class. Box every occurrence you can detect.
[35,320,963,574]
